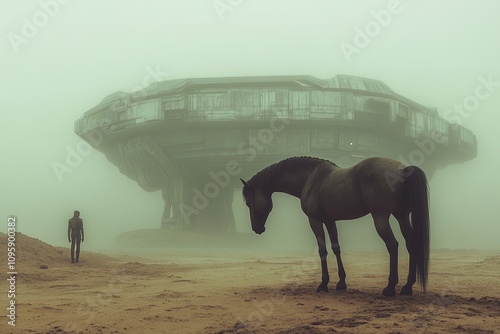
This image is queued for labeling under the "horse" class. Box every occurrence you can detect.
[240,156,430,297]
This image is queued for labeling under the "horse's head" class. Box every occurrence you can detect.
[241,178,273,235]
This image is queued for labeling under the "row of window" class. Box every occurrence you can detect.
[77,92,474,148]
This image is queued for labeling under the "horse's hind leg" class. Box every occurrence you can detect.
[324,221,347,290]
[308,218,330,292]
[372,214,399,297]
[394,211,416,295]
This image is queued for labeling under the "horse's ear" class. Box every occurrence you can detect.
[240,178,249,187]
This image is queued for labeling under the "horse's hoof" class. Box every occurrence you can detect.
[382,287,396,297]
[316,283,329,293]
[400,285,413,296]
[335,282,347,291]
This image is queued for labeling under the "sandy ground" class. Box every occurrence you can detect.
[1,231,499,334]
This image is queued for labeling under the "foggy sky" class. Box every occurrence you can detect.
[1,0,499,250]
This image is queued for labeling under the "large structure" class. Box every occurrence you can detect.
[75,75,477,231]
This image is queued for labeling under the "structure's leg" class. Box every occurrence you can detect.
[211,188,236,232]
[161,186,173,228]
[197,187,236,232]
[175,176,237,232]
[170,177,184,229]
[179,178,199,230]
[224,189,236,232]
[212,188,236,232]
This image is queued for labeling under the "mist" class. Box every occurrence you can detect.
[2,0,499,252]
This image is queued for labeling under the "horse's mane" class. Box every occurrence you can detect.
[242,156,332,200]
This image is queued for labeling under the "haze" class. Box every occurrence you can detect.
[1,0,499,252]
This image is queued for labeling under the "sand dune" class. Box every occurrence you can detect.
[1,231,499,334]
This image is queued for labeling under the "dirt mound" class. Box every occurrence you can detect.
[1,232,67,267]
[0,232,113,270]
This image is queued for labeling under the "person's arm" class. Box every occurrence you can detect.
[67,220,71,242]
[81,219,84,242]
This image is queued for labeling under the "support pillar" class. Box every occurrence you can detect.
[176,179,236,232]
[161,177,184,229]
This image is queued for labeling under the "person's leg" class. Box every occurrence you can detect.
[75,236,81,263]
[71,237,76,263]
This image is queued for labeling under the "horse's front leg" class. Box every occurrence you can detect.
[309,218,329,292]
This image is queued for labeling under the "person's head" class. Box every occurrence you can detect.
[74,210,80,218]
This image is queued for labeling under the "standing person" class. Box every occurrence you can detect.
[68,210,84,263]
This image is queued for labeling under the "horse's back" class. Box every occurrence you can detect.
[351,157,407,214]
[352,157,405,173]
[301,157,408,220]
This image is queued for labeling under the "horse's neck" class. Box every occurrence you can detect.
[266,160,321,198]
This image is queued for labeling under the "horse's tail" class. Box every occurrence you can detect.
[404,166,430,292]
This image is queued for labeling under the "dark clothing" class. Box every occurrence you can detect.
[68,217,84,262]
[68,217,84,238]
[71,235,81,262]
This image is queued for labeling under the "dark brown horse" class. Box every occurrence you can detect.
[241,156,429,297]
